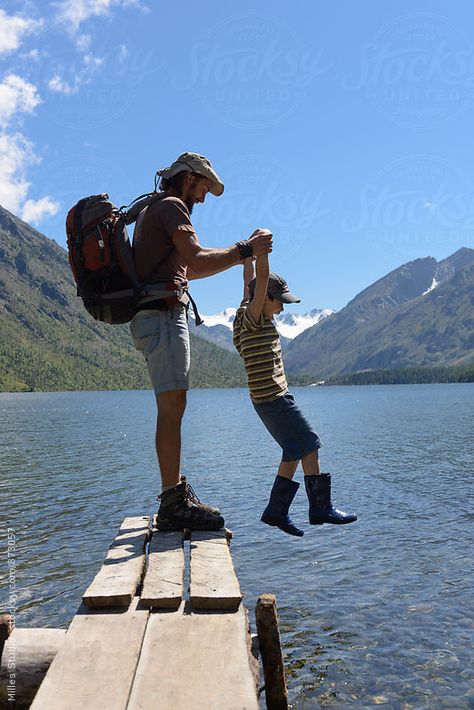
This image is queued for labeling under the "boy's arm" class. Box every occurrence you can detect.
[241,257,255,304]
[248,254,269,322]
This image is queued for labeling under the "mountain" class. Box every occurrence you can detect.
[276,308,334,339]
[285,248,474,378]
[189,306,333,352]
[2,203,472,391]
[0,206,245,392]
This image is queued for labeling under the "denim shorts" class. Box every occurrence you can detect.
[253,392,322,462]
[130,305,190,395]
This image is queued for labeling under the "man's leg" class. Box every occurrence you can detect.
[155,389,187,489]
[155,388,224,532]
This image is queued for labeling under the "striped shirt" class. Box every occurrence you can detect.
[233,305,288,403]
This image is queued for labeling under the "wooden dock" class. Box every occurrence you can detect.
[19,517,262,710]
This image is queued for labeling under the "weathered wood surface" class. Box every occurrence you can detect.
[28,518,263,709]
[189,530,243,611]
[30,598,148,710]
[255,594,288,710]
[82,516,150,607]
[141,531,184,609]
[128,603,258,710]
[0,628,65,707]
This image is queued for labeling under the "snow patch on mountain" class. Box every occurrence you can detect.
[275,308,334,338]
[200,307,333,339]
[422,277,438,295]
[201,308,237,328]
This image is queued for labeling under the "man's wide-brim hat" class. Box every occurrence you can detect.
[156,152,224,196]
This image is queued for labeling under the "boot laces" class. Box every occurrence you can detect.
[184,480,203,506]
[156,477,209,510]
[156,476,197,503]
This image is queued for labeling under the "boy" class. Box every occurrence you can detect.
[233,253,357,536]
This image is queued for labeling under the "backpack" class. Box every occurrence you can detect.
[66,192,166,324]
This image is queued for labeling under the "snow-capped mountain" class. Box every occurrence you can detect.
[190,306,334,352]
[199,307,332,337]
[200,307,237,329]
[275,308,334,339]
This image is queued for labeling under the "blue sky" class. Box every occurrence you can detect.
[1,0,473,313]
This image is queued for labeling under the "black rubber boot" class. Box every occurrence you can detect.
[156,480,225,531]
[304,473,357,525]
[261,476,304,537]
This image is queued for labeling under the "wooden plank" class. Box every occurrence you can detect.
[30,598,148,710]
[0,628,65,708]
[255,594,288,710]
[141,531,184,609]
[82,516,150,607]
[189,530,243,611]
[127,604,258,710]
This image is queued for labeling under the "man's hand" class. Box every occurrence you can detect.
[248,228,273,257]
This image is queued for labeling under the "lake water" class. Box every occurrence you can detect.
[1,385,473,709]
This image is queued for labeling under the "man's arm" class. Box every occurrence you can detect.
[172,228,272,275]
[248,254,269,322]
[187,262,232,280]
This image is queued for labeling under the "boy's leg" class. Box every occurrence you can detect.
[277,460,299,479]
[301,450,321,476]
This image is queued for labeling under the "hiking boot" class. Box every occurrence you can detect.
[156,480,225,531]
[180,476,221,515]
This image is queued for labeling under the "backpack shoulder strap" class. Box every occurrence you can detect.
[122,192,165,225]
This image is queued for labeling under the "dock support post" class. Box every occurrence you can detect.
[255,594,288,710]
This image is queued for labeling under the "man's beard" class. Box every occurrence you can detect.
[184,196,194,214]
[183,183,198,214]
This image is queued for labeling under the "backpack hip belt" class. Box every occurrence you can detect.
[137,283,203,325]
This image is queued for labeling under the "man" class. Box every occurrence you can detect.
[131,152,273,531]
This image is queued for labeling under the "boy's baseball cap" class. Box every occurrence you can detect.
[156,152,224,196]
[248,272,301,303]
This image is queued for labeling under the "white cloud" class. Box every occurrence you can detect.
[55,0,146,33]
[22,196,59,223]
[0,74,41,129]
[47,52,104,96]
[0,132,37,213]
[24,48,41,61]
[83,53,104,68]
[0,132,59,224]
[118,44,129,63]
[76,33,92,51]
[48,74,75,95]
[0,9,42,55]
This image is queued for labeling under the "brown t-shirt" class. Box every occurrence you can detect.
[133,196,195,285]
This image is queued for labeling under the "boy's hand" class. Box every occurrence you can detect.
[248,228,273,257]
